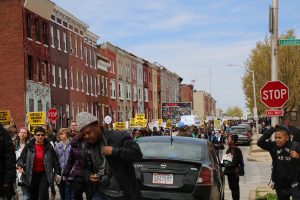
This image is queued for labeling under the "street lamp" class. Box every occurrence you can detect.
[228,64,260,136]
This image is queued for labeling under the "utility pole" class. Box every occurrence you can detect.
[270,0,279,126]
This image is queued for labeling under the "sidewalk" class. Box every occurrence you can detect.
[249,185,276,200]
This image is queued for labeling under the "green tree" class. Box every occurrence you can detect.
[225,106,243,118]
[242,29,300,117]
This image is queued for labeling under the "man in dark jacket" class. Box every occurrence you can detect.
[76,112,143,200]
[258,126,300,200]
[0,124,16,199]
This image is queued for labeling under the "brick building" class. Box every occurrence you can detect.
[180,84,194,103]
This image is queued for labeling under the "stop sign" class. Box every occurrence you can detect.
[47,108,59,121]
[260,81,289,108]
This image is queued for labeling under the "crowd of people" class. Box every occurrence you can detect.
[0,115,300,200]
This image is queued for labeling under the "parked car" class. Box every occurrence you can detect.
[230,125,252,145]
[135,136,225,200]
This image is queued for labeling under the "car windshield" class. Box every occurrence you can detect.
[231,127,247,134]
[138,140,206,162]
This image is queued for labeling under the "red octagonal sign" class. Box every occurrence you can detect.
[47,108,59,121]
[260,81,289,108]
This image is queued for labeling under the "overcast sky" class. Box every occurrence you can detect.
[52,0,300,114]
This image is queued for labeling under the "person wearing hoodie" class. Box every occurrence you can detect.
[55,128,72,200]
[258,126,300,200]
[17,126,61,200]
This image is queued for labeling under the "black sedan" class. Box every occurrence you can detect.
[134,136,225,200]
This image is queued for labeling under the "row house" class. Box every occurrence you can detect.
[193,90,217,117]
[0,0,182,127]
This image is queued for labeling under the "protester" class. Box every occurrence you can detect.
[76,112,143,200]
[222,134,244,200]
[17,126,61,200]
[63,127,89,200]
[0,124,16,200]
[55,128,72,200]
[4,124,18,146]
[15,127,31,200]
[176,122,191,137]
[212,130,226,159]
[133,129,143,141]
[257,126,300,200]
[152,127,161,136]
[69,120,78,138]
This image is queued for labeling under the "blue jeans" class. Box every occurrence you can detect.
[21,185,30,200]
[92,191,124,200]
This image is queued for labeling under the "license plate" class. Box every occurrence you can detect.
[152,173,173,184]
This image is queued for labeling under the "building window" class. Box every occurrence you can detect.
[72,102,74,120]
[63,32,67,52]
[76,70,79,90]
[81,72,84,92]
[65,69,68,89]
[52,65,56,86]
[27,55,33,80]
[94,77,97,96]
[69,35,73,53]
[90,75,93,96]
[97,76,100,95]
[57,29,61,50]
[58,66,62,88]
[42,22,48,45]
[29,98,34,112]
[110,80,116,99]
[133,86,137,101]
[85,47,88,65]
[118,83,123,99]
[38,100,42,111]
[102,76,105,96]
[75,37,78,57]
[50,26,54,47]
[89,49,92,67]
[94,52,96,68]
[35,18,40,42]
[105,78,108,97]
[80,41,83,59]
[86,74,89,94]
[26,14,31,38]
[70,67,73,89]
[291,111,297,121]
[126,84,131,100]
[37,59,42,82]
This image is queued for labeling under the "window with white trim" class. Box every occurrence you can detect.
[110,80,116,99]
[57,29,61,50]
[97,75,100,95]
[80,41,83,59]
[105,78,108,97]
[102,76,105,96]
[76,70,79,90]
[69,35,73,53]
[89,49,92,67]
[58,66,62,88]
[81,72,84,92]
[85,47,87,65]
[86,74,89,94]
[75,37,77,57]
[50,26,54,47]
[70,67,73,89]
[144,88,148,102]
[133,85,137,101]
[90,75,93,96]
[94,76,97,96]
[126,84,131,100]
[63,32,67,52]
[52,65,56,86]
[64,69,68,89]
[118,82,123,100]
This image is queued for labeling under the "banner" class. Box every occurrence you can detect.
[157,119,163,126]
[116,122,126,131]
[130,118,135,127]
[28,112,46,124]
[27,112,46,134]
[135,114,145,121]
[0,110,11,125]
[214,119,222,130]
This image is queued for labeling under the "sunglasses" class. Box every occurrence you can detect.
[36,134,45,137]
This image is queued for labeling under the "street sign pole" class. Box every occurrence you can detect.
[271,0,279,127]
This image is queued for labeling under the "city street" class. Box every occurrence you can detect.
[224,146,272,200]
